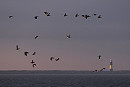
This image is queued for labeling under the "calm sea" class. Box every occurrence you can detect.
[0,74,130,87]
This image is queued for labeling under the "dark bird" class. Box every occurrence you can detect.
[98,55,101,59]
[82,15,90,19]
[35,36,38,39]
[32,52,36,55]
[66,35,71,38]
[75,13,79,17]
[9,16,13,18]
[46,13,50,16]
[16,45,20,50]
[44,12,48,15]
[93,14,97,16]
[64,13,67,16]
[33,64,36,68]
[93,70,98,72]
[55,58,60,61]
[98,15,102,18]
[34,16,39,19]
[30,60,35,64]
[24,52,29,56]
[50,57,54,61]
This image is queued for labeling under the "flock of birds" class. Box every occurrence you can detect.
[11,11,104,71]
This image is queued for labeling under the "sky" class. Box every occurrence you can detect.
[0,0,130,70]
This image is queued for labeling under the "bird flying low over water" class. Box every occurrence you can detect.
[75,13,79,17]
[44,12,50,16]
[93,14,97,16]
[34,16,39,19]
[82,15,91,19]
[33,64,36,68]
[24,52,29,56]
[50,57,54,61]
[30,60,35,64]
[98,55,101,59]
[93,70,98,72]
[64,13,68,16]
[16,45,20,50]
[32,52,36,55]
[55,58,60,61]
[98,15,102,18]
[35,36,38,39]
[9,16,13,18]
[66,35,71,38]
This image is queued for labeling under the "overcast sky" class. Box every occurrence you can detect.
[0,0,130,70]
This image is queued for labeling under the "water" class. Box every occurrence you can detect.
[0,74,130,87]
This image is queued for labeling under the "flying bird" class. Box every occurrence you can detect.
[75,13,79,17]
[98,55,101,59]
[34,16,39,19]
[98,15,102,18]
[44,12,50,16]
[16,45,20,50]
[24,52,29,56]
[55,58,60,61]
[50,57,54,61]
[32,52,36,55]
[9,16,13,18]
[93,14,97,16]
[35,36,38,39]
[66,35,71,38]
[30,60,35,64]
[64,13,68,16]
[33,64,36,68]
[93,70,98,72]
[82,15,90,19]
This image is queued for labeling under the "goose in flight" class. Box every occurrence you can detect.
[98,15,102,18]
[16,45,20,50]
[75,13,79,17]
[32,52,36,55]
[33,64,36,68]
[50,57,54,61]
[35,36,38,39]
[98,55,101,59]
[9,16,13,18]
[24,52,29,56]
[66,35,71,38]
[93,14,97,16]
[82,15,90,19]
[34,16,39,19]
[44,12,50,16]
[30,60,35,64]
[64,13,68,16]
[55,58,60,61]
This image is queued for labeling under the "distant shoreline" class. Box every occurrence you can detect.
[0,70,130,75]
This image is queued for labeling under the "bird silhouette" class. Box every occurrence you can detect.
[34,16,39,19]
[93,14,97,16]
[50,57,54,61]
[35,36,38,39]
[64,13,67,16]
[66,35,71,38]
[24,52,29,56]
[55,58,60,61]
[33,64,36,68]
[98,15,101,18]
[9,16,13,18]
[93,70,98,72]
[32,52,36,55]
[75,13,79,17]
[82,15,90,19]
[44,12,48,15]
[30,60,35,64]
[16,45,20,50]
[98,55,101,59]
